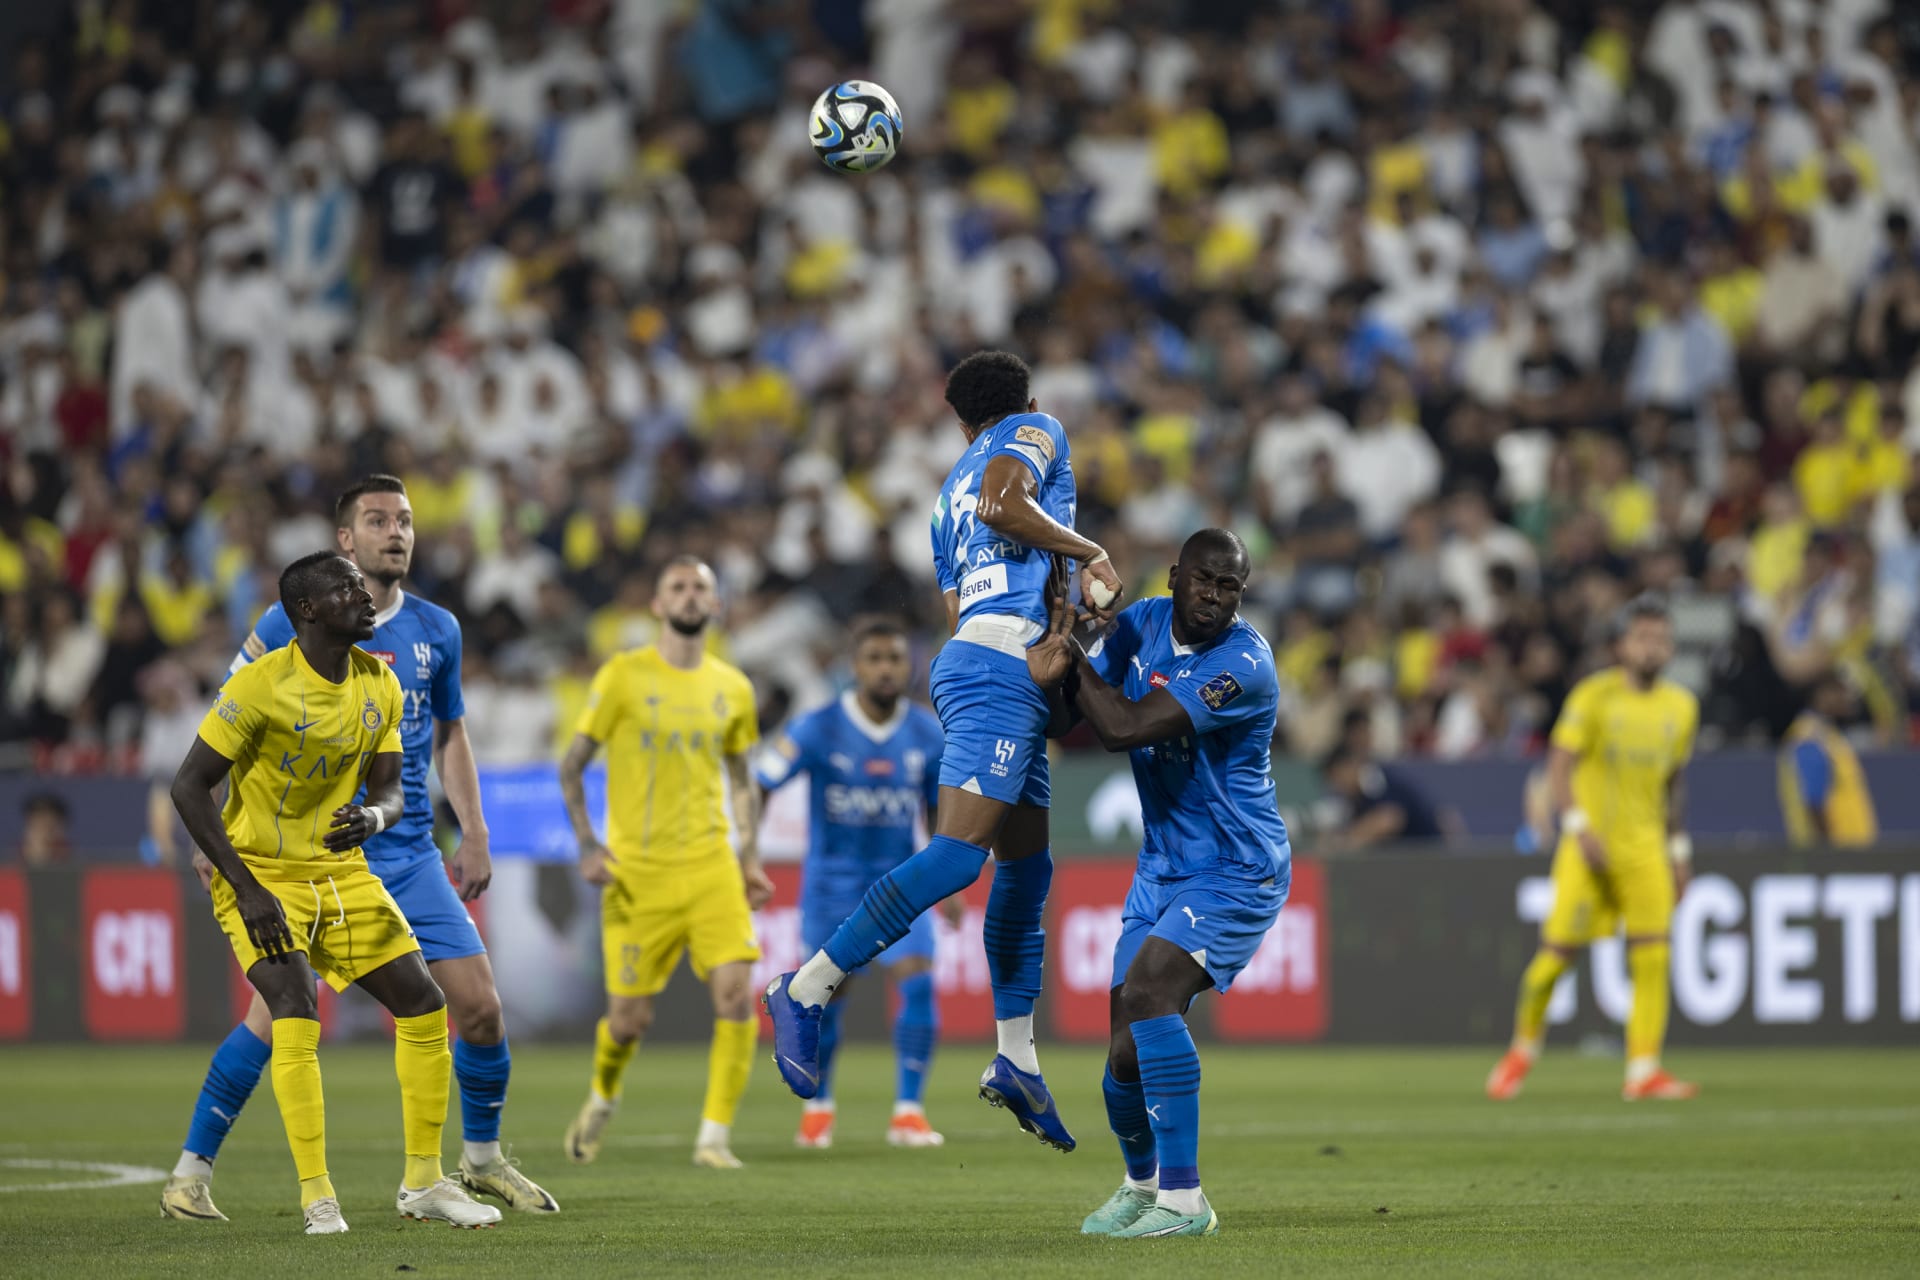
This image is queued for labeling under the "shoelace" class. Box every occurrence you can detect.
[308,1200,343,1223]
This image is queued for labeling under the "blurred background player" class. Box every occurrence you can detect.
[1778,675,1880,848]
[766,350,1123,1151]
[1488,596,1700,1103]
[754,616,955,1150]
[1031,529,1289,1238]
[170,552,499,1233]
[559,556,772,1169]
[162,477,555,1221]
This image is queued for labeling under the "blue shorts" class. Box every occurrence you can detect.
[803,898,936,971]
[930,640,1050,809]
[1111,870,1287,994]
[373,847,487,964]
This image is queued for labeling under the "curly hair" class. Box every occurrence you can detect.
[944,350,1031,430]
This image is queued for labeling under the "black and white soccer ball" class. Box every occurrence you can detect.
[808,80,903,174]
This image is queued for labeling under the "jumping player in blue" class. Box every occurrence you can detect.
[754,617,956,1150]
[159,475,557,1221]
[1028,527,1289,1237]
[765,350,1124,1151]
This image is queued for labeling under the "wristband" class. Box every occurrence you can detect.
[1668,833,1693,865]
[1084,548,1110,567]
[1560,808,1590,835]
[368,807,386,836]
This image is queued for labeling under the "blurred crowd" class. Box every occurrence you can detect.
[3,0,1920,795]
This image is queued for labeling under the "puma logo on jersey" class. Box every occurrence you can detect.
[1182,906,1206,927]
[1242,651,1262,670]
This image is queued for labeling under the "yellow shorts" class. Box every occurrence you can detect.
[214,861,420,992]
[601,854,761,998]
[1541,834,1676,947]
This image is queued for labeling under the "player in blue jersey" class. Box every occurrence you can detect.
[754,617,957,1150]
[1029,528,1289,1238]
[766,350,1124,1151]
[160,475,556,1221]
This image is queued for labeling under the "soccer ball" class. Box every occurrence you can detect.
[808,80,903,174]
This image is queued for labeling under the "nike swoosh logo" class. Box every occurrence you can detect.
[293,718,321,733]
[781,1055,819,1088]
[1009,1072,1051,1115]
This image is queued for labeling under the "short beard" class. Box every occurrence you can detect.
[667,614,708,637]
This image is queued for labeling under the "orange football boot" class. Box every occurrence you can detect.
[1622,1070,1698,1101]
[1486,1049,1534,1100]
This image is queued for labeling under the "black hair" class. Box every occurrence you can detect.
[280,550,351,619]
[851,616,909,649]
[334,474,407,529]
[23,791,69,820]
[944,350,1031,429]
[1177,527,1251,574]
[1623,593,1671,627]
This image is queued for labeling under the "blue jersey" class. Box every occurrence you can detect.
[1086,597,1290,882]
[232,592,466,867]
[931,411,1078,633]
[755,692,944,911]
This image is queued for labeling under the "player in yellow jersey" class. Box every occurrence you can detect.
[1488,596,1701,1103]
[558,555,774,1169]
[169,552,501,1233]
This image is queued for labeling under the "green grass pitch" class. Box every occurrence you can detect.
[1,1043,1915,1277]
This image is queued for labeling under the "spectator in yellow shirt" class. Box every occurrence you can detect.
[1152,83,1230,198]
[1590,437,1658,550]
[1793,409,1865,528]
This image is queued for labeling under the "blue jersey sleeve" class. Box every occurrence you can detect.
[989,412,1068,486]
[227,603,294,681]
[1169,641,1278,738]
[1083,601,1147,688]
[429,611,466,722]
[755,711,820,792]
[1792,739,1833,810]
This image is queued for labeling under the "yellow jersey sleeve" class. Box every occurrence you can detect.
[1549,674,1603,758]
[377,664,405,755]
[197,664,270,762]
[1670,686,1700,771]
[723,669,759,757]
[577,657,627,743]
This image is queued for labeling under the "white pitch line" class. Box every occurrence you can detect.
[0,1158,170,1195]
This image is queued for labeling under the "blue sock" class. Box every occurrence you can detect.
[1131,1014,1201,1192]
[1103,1065,1159,1183]
[893,971,938,1105]
[816,1000,845,1103]
[183,1024,271,1161]
[824,835,987,973]
[983,850,1052,1020]
[453,1037,511,1144]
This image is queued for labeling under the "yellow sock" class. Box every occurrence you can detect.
[393,1010,450,1190]
[1626,941,1672,1065]
[1512,949,1571,1055]
[701,1017,757,1127]
[593,1017,638,1103]
[267,1017,329,1202]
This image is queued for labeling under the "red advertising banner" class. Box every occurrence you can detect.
[0,869,29,1039]
[82,869,184,1041]
[1214,858,1329,1041]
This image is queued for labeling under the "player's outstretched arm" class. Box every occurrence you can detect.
[435,717,492,901]
[975,456,1122,620]
[325,751,402,853]
[171,738,294,962]
[560,731,615,885]
[1065,643,1196,753]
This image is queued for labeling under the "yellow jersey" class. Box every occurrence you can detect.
[576,646,758,868]
[196,642,404,879]
[1778,713,1879,848]
[1550,668,1698,858]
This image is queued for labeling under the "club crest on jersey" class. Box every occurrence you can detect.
[903,749,926,783]
[361,697,383,732]
[1198,672,1244,710]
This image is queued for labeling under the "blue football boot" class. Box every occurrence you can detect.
[977,1054,1076,1151]
[762,973,825,1099]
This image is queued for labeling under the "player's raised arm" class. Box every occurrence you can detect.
[171,738,294,963]
[976,453,1122,620]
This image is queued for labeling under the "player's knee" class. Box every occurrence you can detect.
[1117,977,1179,1024]
[1107,1027,1139,1081]
[607,1002,652,1043]
[265,986,321,1022]
[712,984,754,1022]
[452,991,505,1044]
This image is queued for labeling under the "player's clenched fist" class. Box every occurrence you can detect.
[578,839,617,886]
